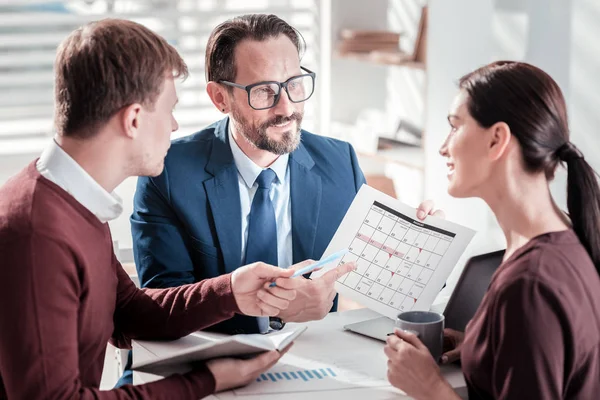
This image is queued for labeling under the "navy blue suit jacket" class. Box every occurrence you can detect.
[131,118,366,333]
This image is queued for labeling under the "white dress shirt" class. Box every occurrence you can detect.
[36,139,123,223]
[228,130,293,269]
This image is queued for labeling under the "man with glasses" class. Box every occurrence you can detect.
[130,14,438,337]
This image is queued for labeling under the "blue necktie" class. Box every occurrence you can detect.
[245,168,278,333]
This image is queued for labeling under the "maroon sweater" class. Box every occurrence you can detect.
[462,230,600,399]
[0,162,240,399]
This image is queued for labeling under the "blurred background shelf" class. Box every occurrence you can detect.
[336,50,426,69]
[335,5,427,70]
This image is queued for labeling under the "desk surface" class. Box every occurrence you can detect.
[133,308,466,399]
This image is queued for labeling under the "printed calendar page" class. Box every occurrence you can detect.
[313,185,476,319]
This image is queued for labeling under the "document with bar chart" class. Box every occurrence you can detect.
[232,352,389,396]
[235,365,345,395]
[313,185,476,319]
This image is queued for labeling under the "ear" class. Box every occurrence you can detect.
[487,121,511,161]
[206,81,230,114]
[120,103,143,139]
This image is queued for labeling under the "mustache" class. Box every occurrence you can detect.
[264,112,302,128]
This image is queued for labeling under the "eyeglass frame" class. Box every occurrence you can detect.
[218,66,316,110]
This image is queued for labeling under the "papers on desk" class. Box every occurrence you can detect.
[132,327,306,375]
[312,185,476,319]
[232,351,392,396]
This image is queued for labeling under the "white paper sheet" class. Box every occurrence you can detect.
[313,185,476,319]
[233,351,391,396]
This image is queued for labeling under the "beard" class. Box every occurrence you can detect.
[230,106,303,155]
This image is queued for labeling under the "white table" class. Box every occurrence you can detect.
[133,308,467,399]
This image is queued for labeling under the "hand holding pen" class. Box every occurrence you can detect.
[259,250,357,323]
[269,249,350,287]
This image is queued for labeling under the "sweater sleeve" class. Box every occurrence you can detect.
[111,254,240,344]
[0,232,218,399]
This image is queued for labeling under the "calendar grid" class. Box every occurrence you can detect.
[338,202,456,312]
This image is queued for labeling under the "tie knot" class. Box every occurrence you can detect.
[255,168,276,189]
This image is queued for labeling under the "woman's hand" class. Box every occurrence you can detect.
[384,328,459,400]
[441,328,465,364]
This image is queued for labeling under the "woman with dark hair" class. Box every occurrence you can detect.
[384,61,600,400]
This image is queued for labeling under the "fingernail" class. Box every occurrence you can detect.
[441,355,448,363]
[417,211,425,219]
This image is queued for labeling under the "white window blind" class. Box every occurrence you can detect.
[0,0,321,154]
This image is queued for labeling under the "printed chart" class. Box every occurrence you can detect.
[313,185,475,319]
[256,367,338,383]
[233,352,389,396]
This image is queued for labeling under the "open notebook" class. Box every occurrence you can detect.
[132,327,307,375]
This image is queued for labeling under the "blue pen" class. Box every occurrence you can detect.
[269,248,349,287]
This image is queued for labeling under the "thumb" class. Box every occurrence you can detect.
[247,349,282,371]
[290,259,315,272]
[441,348,461,364]
[253,263,294,279]
[416,199,434,220]
[393,328,427,351]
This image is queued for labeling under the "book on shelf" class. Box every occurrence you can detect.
[337,29,402,54]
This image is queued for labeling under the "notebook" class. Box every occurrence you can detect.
[132,326,307,375]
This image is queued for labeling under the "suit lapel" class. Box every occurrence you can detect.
[204,118,242,274]
[290,142,321,263]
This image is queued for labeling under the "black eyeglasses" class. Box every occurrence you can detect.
[219,66,316,110]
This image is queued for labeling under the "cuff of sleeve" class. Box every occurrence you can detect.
[212,273,241,315]
[186,363,217,397]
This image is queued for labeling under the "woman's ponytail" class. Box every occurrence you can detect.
[560,142,600,275]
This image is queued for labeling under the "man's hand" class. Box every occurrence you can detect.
[269,260,356,323]
[231,262,296,317]
[416,200,445,220]
[207,344,292,392]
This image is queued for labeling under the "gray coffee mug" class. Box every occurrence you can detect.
[396,311,444,362]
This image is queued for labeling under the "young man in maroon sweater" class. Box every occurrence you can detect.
[0,19,352,399]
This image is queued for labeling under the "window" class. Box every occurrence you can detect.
[0,0,322,153]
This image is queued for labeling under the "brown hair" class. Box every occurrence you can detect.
[460,61,600,273]
[205,14,305,84]
[54,18,188,138]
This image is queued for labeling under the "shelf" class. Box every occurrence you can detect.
[335,5,428,70]
[336,50,425,70]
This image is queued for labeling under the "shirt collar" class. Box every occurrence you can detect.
[228,124,289,188]
[36,139,123,223]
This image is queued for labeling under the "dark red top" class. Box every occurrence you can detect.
[0,162,240,399]
[462,230,600,399]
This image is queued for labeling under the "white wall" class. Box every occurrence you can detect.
[569,0,600,174]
